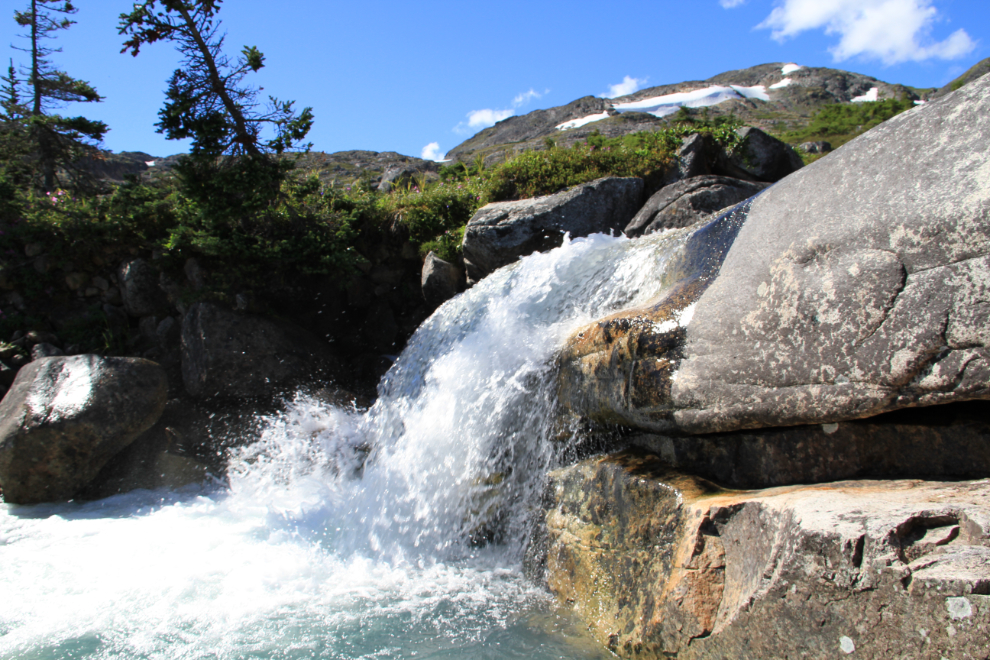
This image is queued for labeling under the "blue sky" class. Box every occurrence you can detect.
[2,0,987,159]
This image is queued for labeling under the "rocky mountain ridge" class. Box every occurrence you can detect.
[444,60,981,165]
[88,58,987,186]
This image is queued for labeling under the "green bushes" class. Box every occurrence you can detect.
[779,99,914,148]
[0,123,732,314]
[483,139,671,202]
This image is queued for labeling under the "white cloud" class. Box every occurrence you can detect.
[454,107,515,134]
[512,89,544,108]
[603,75,648,99]
[720,0,747,7]
[421,142,444,161]
[453,88,548,135]
[756,0,976,65]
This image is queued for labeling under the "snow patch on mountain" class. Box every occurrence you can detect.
[610,85,769,118]
[781,63,803,75]
[556,112,612,131]
[852,87,879,102]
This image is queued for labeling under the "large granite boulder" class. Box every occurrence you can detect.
[624,175,768,237]
[529,450,990,659]
[462,177,644,285]
[0,355,167,504]
[559,71,990,435]
[181,302,340,399]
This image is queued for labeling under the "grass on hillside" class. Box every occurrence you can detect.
[777,98,914,149]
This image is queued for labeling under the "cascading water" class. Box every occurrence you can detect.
[0,229,691,660]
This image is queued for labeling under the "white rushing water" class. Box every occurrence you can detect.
[0,229,690,660]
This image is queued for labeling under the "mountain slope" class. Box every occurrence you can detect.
[446,62,933,165]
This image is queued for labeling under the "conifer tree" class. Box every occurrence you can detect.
[13,0,108,191]
[119,0,313,215]
[0,59,31,184]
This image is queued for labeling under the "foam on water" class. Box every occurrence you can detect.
[0,230,690,659]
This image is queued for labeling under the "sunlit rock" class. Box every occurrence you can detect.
[462,176,644,285]
[560,72,990,435]
[624,175,768,237]
[529,450,990,658]
[0,355,167,504]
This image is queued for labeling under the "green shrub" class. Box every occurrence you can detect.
[778,99,914,147]
[482,138,674,202]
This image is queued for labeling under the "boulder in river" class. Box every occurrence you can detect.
[462,176,644,285]
[0,355,167,504]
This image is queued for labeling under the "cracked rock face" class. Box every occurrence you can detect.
[559,72,990,434]
[528,451,990,659]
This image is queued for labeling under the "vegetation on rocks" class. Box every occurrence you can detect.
[775,98,914,148]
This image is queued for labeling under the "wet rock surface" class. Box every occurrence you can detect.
[557,198,756,430]
[462,176,644,285]
[529,450,990,659]
[0,355,167,504]
[181,302,341,399]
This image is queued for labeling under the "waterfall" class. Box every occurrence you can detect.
[0,229,690,660]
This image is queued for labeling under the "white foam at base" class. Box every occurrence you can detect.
[1,230,693,660]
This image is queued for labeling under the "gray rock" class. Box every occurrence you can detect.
[629,401,990,489]
[184,258,206,291]
[559,69,990,435]
[421,252,463,308]
[799,140,832,154]
[715,127,804,182]
[0,355,167,504]
[118,258,169,318]
[138,315,160,343]
[675,132,711,180]
[180,302,340,399]
[624,175,768,237]
[102,304,129,329]
[30,343,64,360]
[530,450,990,659]
[462,177,644,285]
[377,164,421,193]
